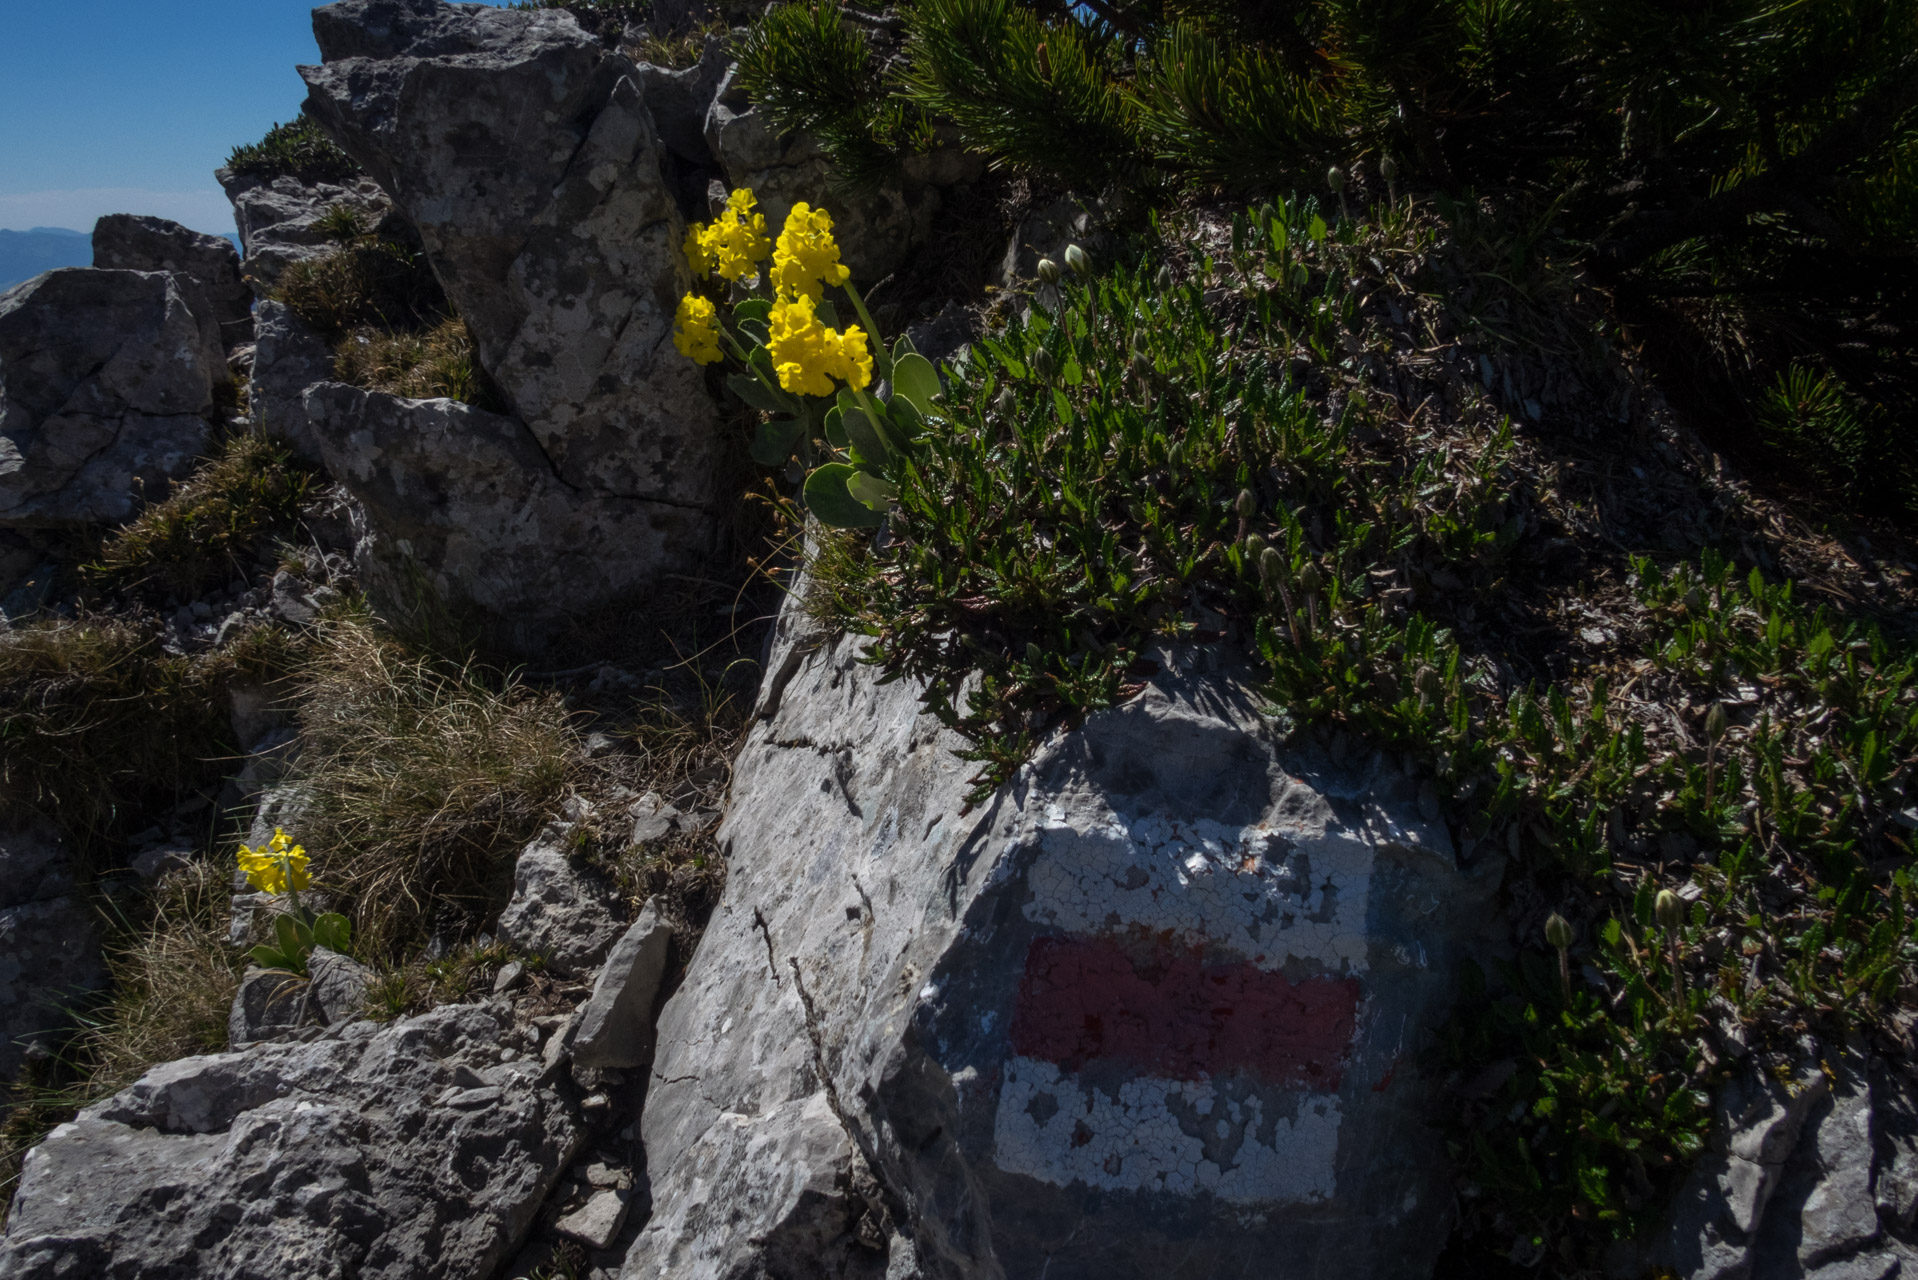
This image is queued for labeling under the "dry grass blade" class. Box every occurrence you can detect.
[293,616,581,960]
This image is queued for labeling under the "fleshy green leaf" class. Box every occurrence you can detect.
[824,404,848,449]
[312,912,353,954]
[734,298,771,325]
[892,352,942,418]
[751,417,809,467]
[805,463,884,528]
[728,374,789,414]
[847,470,899,512]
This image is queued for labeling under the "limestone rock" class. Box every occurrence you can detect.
[0,1003,585,1279]
[92,213,252,342]
[248,297,334,461]
[569,901,671,1070]
[227,965,306,1048]
[215,167,398,296]
[0,268,224,527]
[309,945,375,1025]
[303,383,715,651]
[626,590,1501,1280]
[0,822,106,1080]
[704,64,937,286]
[300,0,726,505]
[635,37,729,168]
[496,824,624,977]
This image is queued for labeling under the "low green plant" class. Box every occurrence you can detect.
[274,227,448,341]
[332,317,506,411]
[236,827,354,975]
[226,117,362,186]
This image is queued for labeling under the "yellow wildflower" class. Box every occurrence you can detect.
[770,202,852,301]
[684,188,771,283]
[768,293,872,396]
[682,222,715,278]
[673,293,724,365]
[239,827,311,895]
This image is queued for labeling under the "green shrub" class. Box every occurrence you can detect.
[226,117,362,186]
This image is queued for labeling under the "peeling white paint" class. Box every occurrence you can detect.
[993,1057,1343,1204]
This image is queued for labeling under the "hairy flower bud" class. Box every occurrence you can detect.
[1167,442,1185,470]
[1236,489,1257,520]
[1414,665,1441,697]
[1036,257,1062,284]
[1064,243,1091,276]
[1705,701,1728,742]
[1244,533,1266,560]
[1544,912,1573,951]
[1298,561,1323,594]
[1131,350,1153,380]
[1259,546,1285,590]
[1155,264,1173,292]
[994,386,1017,417]
[1030,347,1056,381]
[1655,888,1685,932]
[1026,641,1045,669]
[1378,155,1399,185]
[1326,165,1346,194]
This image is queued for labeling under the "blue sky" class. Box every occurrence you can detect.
[0,1,486,236]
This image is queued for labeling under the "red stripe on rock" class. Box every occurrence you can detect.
[1008,935,1361,1091]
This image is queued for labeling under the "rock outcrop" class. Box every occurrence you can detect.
[0,823,106,1081]
[92,213,253,343]
[626,592,1501,1280]
[0,267,225,527]
[247,297,334,461]
[215,168,397,296]
[494,820,626,977]
[287,0,727,645]
[0,1002,584,1279]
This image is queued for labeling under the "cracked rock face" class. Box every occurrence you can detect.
[0,822,106,1081]
[303,382,710,650]
[0,268,224,527]
[626,592,1501,1280]
[299,0,723,505]
[92,213,253,343]
[215,168,400,298]
[0,1002,584,1279]
[289,0,724,646]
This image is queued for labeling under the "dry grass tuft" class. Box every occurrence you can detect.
[82,860,241,1092]
[292,616,581,960]
[84,432,315,596]
[332,318,507,412]
[0,620,241,861]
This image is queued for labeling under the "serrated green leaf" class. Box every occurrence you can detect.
[751,417,808,467]
[892,352,941,418]
[805,463,884,528]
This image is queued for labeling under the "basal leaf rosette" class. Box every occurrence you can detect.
[236,826,354,975]
[672,188,947,528]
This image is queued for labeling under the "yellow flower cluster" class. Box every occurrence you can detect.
[673,294,723,365]
[769,292,872,397]
[683,188,772,282]
[238,827,311,896]
[769,202,852,301]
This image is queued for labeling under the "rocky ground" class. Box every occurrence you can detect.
[1,1,1915,1278]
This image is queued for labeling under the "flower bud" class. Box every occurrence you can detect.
[1131,350,1153,380]
[1544,912,1573,951]
[1259,546,1285,590]
[1705,702,1728,742]
[1378,155,1399,185]
[994,386,1017,417]
[1235,489,1257,520]
[1026,642,1045,669]
[1414,665,1441,697]
[1326,165,1346,194]
[1037,257,1062,284]
[1655,888,1685,931]
[1297,561,1323,594]
[1155,264,1173,292]
[1064,243,1091,276]
[1683,586,1705,614]
[1244,534,1266,560]
[1167,442,1185,470]
[1029,347,1055,381]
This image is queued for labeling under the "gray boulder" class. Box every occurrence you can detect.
[495,822,625,977]
[299,0,725,506]
[248,297,334,461]
[568,901,672,1070]
[625,591,1501,1280]
[704,63,939,286]
[215,168,398,296]
[302,383,716,650]
[0,268,225,527]
[92,213,252,341]
[0,1002,585,1279]
[227,965,307,1047]
[0,823,106,1080]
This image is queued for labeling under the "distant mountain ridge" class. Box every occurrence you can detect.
[1,225,242,293]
